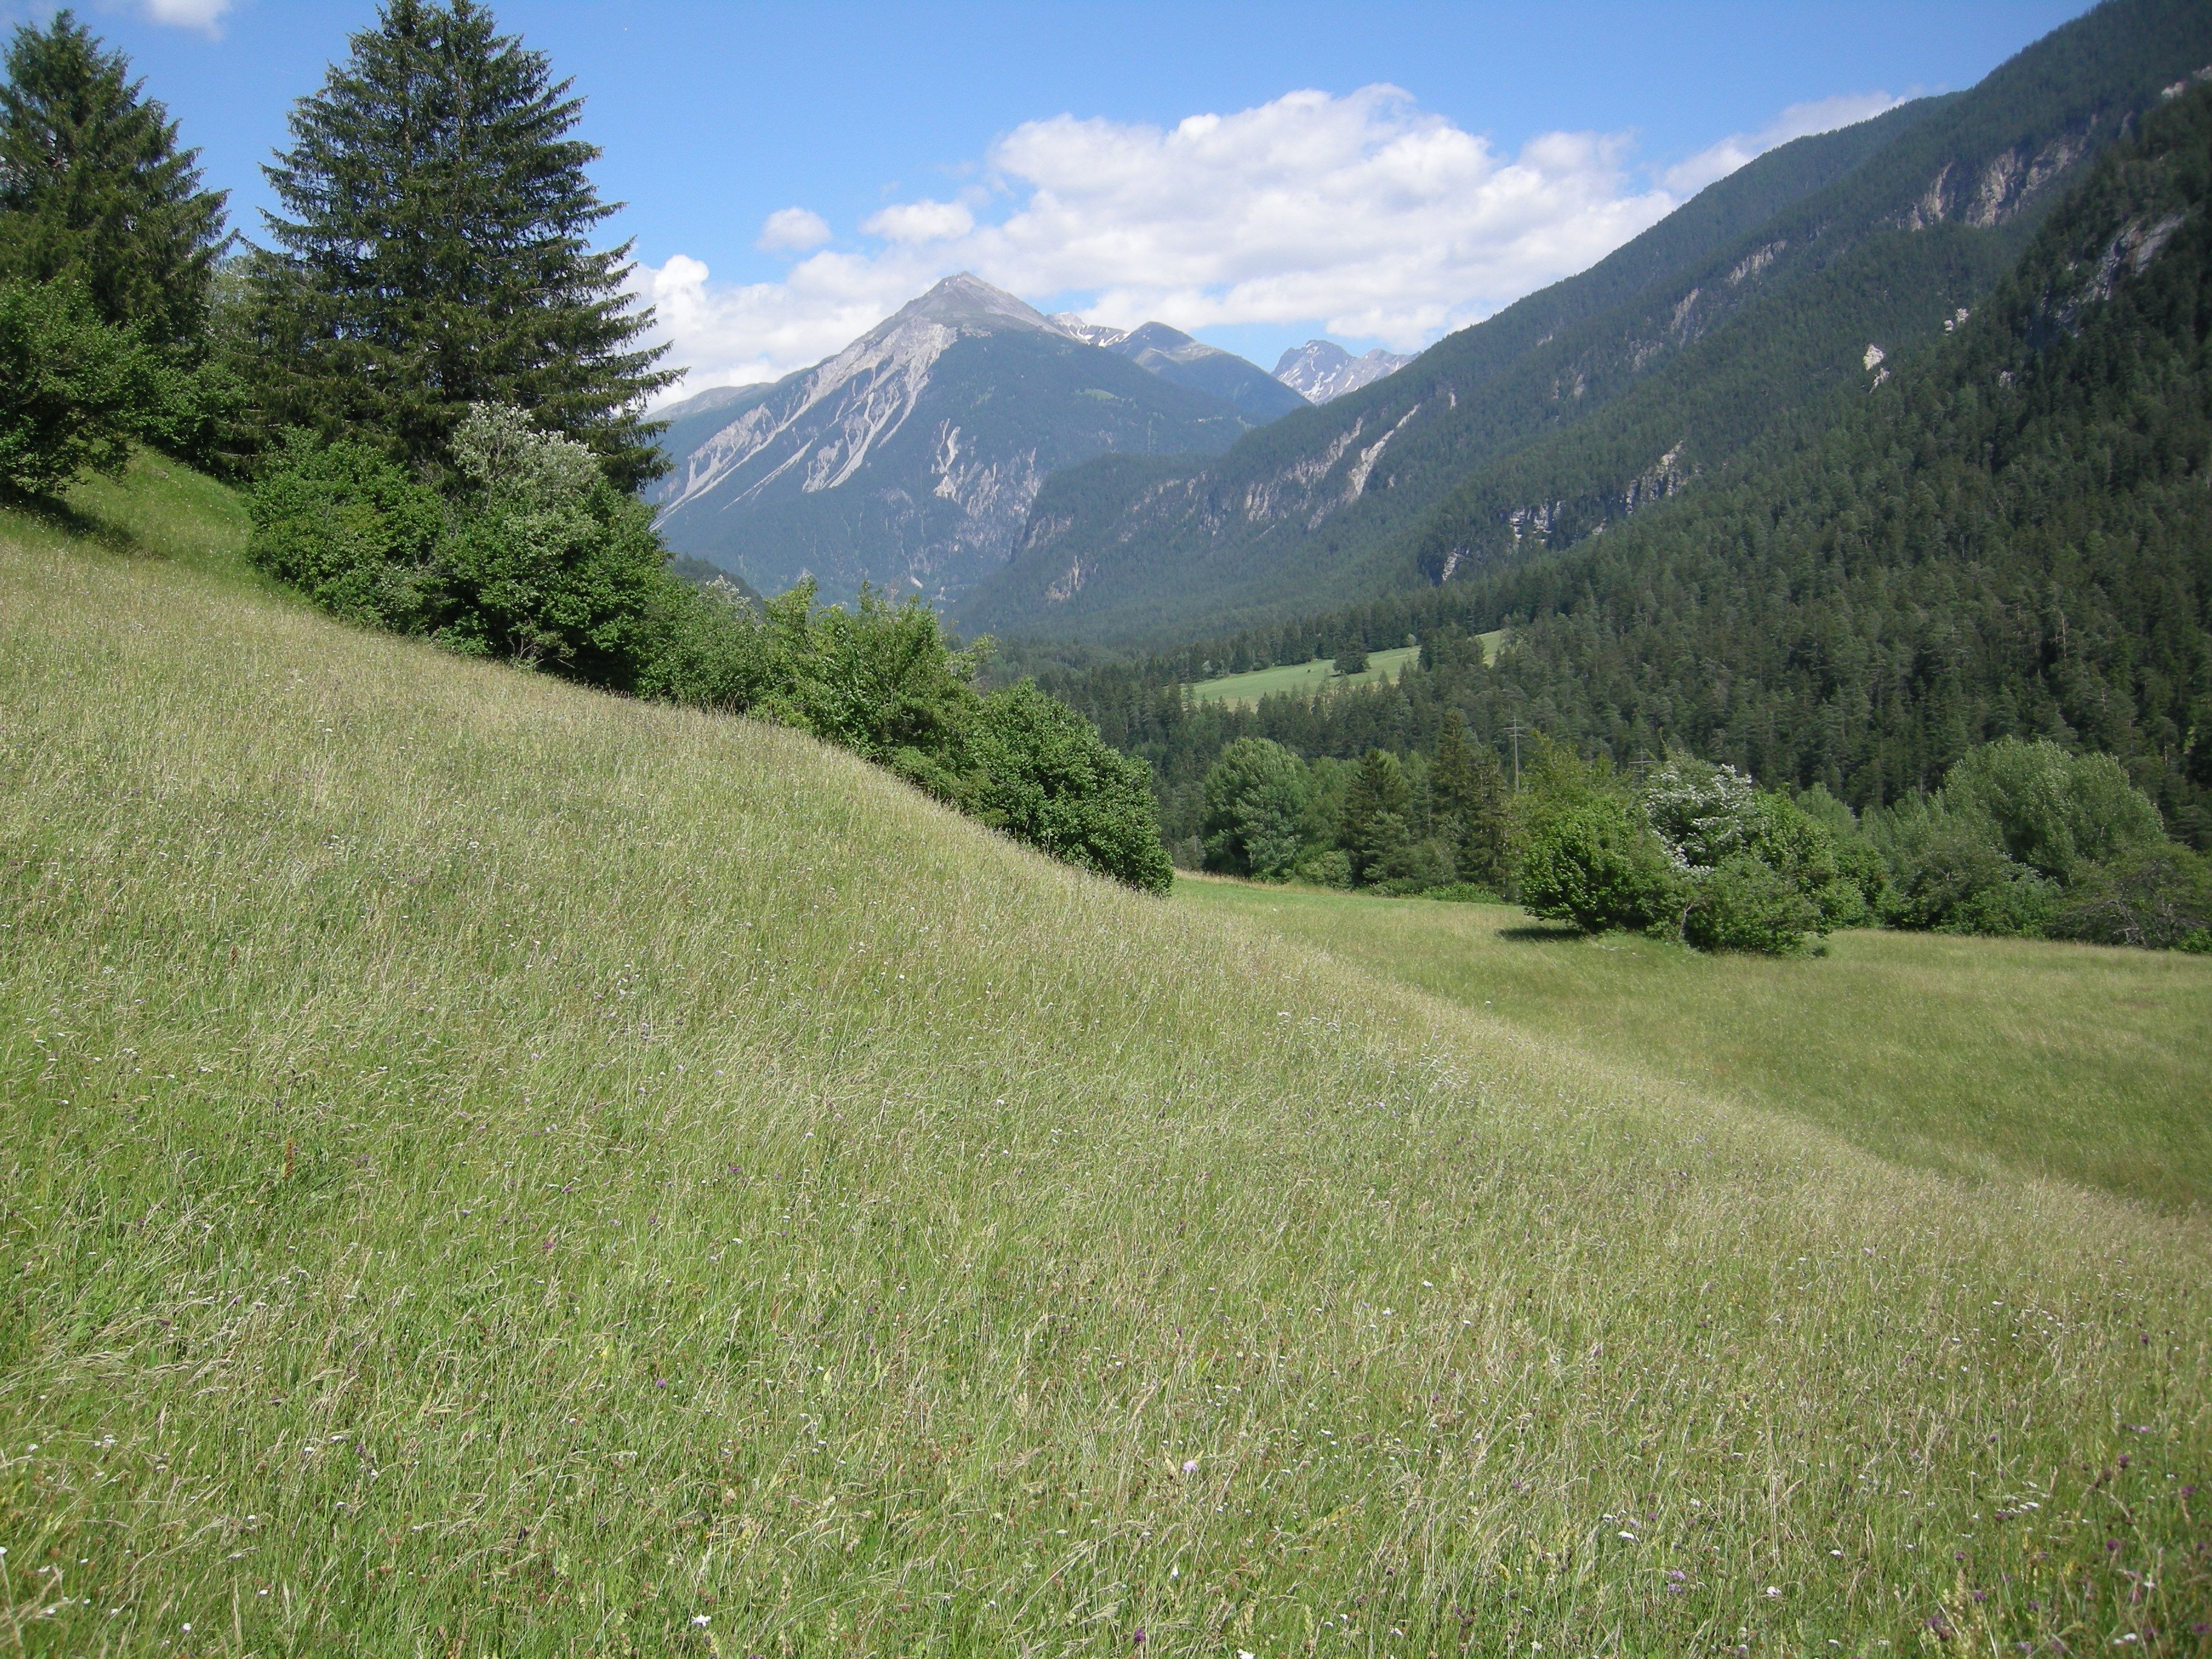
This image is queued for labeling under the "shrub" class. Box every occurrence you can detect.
[1518,791,1681,935]
[432,404,671,685]
[1683,854,1823,953]
[245,431,443,629]
[1333,646,1369,675]
[1291,849,1353,890]
[1370,834,1456,895]
[1940,737,2167,883]
[2048,846,2212,950]
[1643,753,1757,871]
[1882,822,2059,936]
[968,682,1171,894]
[0,276,163,494]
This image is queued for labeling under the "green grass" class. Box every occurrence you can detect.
[1185,646,1419,708]
[1174,880,2212,1213]
[3,462,2209,1656]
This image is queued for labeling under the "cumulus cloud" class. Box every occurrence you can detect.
[756,208,833,252]
[862,198,977,244]
[138,0,232,31]
[639,83,1900,399]
[1661,91,1908,195]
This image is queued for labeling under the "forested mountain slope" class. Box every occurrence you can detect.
[960,0,2212,646]
[1063,78,2212,851]
[1448,76,2212,838]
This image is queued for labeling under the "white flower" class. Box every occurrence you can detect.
[692,1614,711,1626]
[1766,1586,1782,1598]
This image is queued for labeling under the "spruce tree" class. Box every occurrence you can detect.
[253,0,675,489]
[0,10,227,347]
[1339,749,1413,885]
[1430,713,1510,887]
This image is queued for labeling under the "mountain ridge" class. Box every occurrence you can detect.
[646,275,1278,603]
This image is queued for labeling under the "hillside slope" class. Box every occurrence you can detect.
[1412,75,2212,836]
[2,469,2207,1654]
[961,0,2212,646]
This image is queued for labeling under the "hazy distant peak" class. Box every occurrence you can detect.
[1273,338,1413,402]
[1048,312,1129,348]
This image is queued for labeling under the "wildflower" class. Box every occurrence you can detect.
[691,1615,711,1627]
[1182,1458,1199,1474]
[1765,1586,1781,1598]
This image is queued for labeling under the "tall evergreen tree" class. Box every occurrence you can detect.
[0,9,227,347]
[252,0,675,488]
[1430,712,1510,887]
[1339,749,1413,885]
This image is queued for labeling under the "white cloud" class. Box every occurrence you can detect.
[1661,92,1907,195]
[756,207,832,252]
[138,0,232,31]
[862,198,977,244]
[640,83,1897,400]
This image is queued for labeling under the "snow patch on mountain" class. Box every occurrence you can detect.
[1273,339,1414,403]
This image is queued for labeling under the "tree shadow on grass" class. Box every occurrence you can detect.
[0,481,144,558]
[1496,923,1587,943]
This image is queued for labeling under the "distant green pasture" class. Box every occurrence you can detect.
[1185,643,1419,706]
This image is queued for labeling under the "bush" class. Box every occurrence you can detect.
[1518,791,1682,935]
[245,432,443,629]
[1333,646,1369,676]
[969,682,1171,894]
[1370,834,1456,895]
[1882,822,2059,936]
[0,276,163,494]
[1683,854,1823,953]
[432,404,671,685]
[1940,737,2166,883]
[2048,845,2212,950]
[1291,849,1353,890]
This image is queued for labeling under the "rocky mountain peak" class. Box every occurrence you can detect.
[889,273,1057,336]
[1273,339,1415,403]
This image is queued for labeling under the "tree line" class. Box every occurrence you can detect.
[0,2,1168,893]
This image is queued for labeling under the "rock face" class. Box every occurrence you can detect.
[647,276,1273,604]
[1272,340,1413,403]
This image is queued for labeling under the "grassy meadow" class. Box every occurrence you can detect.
[1175,880,2212,1213]
[2,461,2209,1657]
[1185,647,1419,708]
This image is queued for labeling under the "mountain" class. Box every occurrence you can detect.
[959,0,2212,648]
[1273,340,1413,403]
[1095,321,1309,420]
[646,275,1270,605]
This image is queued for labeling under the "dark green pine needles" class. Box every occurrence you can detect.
[251,0,676,489]
[0,8,227,347]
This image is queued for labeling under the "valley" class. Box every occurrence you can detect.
[5,1,2210,1652]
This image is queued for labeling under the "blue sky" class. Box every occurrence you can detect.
[27,1,2094,397]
